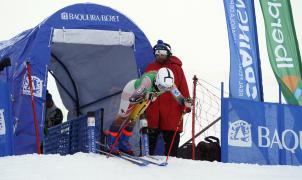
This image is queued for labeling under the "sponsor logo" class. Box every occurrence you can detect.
[228,119,252,147]
[172,89,180,97]
[267,1,294,69]
[227,120,302,153]
[60,12,119,22]
[0,109,6,135]
[258,126,302,153]
[61,12,69,20]
[22,74,43,98]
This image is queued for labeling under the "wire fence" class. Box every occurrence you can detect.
[181,77,227,145]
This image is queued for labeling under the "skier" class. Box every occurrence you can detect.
[105,67,192,155]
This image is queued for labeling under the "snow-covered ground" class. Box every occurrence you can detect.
[0,153,301,180]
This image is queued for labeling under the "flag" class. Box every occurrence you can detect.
[224,0,264,101]
[260,0,302,105]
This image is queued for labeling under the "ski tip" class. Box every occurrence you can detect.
[141,162,149,166]
[159,162,168,166]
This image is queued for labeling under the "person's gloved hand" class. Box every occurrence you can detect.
[145,92,158,102]
[183,97,192,114]
[184,97,192,108]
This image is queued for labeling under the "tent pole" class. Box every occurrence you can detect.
[26,62,41,154]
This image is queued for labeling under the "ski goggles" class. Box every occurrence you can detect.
[155,49,168,56]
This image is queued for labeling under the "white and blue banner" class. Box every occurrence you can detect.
[0,81,13,156]
[223,0,263,101]
[222,97,302,165]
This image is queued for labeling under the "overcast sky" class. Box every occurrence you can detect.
[1,0,302,114]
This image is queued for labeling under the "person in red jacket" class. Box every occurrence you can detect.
[145,40,191,156]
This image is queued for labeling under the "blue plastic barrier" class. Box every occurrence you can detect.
[43,109,103,155]
[221,97,302,165]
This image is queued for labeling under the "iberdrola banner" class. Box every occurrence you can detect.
[260,0,302,105]
[223,0,264,101]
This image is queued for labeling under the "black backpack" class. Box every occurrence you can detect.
[177,143,194,159]
[196,136,221,162]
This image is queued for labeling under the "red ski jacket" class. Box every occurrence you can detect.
[144,56,190,132]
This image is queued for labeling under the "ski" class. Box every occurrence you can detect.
[96,141,167,166]
[139,156,168,166]
[96,148,148,166]
[96,142,149,166]
[117,150,167,166]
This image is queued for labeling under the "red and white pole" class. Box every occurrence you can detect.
[26,62,41,154]
[192,75,198,160]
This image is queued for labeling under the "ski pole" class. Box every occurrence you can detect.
[165,113,184,162]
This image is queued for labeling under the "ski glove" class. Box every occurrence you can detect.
[145,92,158,102]
[182,97,192,108]
[181,97,192,114]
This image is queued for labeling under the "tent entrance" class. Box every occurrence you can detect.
[49,28,138,121]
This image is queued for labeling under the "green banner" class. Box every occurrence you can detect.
[260,0,302,105]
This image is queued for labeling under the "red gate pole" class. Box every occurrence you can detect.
[192,75,198,160]
[26,62,41,154]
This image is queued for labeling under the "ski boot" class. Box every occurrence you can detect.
[105,130,120,155]
[119,129,134,156]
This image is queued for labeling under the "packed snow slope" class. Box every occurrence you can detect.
[0,153,301,180]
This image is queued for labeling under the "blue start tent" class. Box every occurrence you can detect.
[0,3,154,156]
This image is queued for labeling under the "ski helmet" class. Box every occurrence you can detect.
[153,40,172,57]
[155,68,174,91]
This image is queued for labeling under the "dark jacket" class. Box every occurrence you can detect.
[44,105,63,134]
